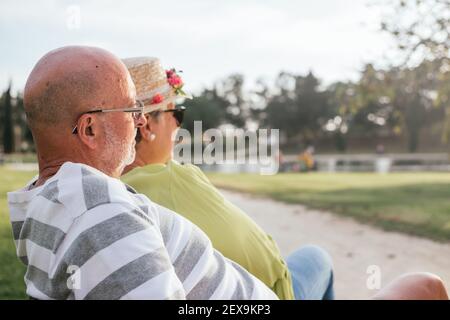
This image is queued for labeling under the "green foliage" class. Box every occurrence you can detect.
[380,0,449,66]
[378,0,450,148]
[183,89,227,133]
[328,61,448,152]
[2,84,14,154]
[0,84,34,154]
[0,167,36,299]
[264,72,332,145]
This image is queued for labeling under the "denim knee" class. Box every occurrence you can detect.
[287,244,334,276]
[286,244,335,300]
[303,245,333,270]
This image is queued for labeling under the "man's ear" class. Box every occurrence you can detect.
[77,115,100,149]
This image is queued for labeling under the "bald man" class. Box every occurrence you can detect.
[7,46,279,300]
[23,46,141,182]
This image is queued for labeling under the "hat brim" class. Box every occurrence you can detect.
[142,93,193,114]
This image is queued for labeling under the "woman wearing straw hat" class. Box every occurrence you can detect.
[121,57,448,300]
[121,56,334,300]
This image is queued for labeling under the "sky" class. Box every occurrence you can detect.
[0,0,396,94]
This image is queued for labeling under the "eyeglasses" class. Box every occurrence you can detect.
[165,106,186,127]
[151,106,186,127]
[71,100,145,134]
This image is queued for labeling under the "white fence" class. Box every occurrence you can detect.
[284,153,450,173]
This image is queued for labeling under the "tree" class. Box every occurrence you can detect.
[389,61,444,151]
[326,65,399,151]
[1,83,15,154]
[215,74,249,128]
[182,88,227,134]
[326,81,357,151]
[14,93,34,152]
[264,71,332,147]
[380,0,450,148]
[327,62,446,152]
[381,0,450,66]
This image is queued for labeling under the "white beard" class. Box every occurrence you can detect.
[124,139,136,166]
[102,123,136,172]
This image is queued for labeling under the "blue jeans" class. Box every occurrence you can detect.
[286,245,335,300]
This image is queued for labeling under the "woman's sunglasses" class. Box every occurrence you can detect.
[159,106,186,127]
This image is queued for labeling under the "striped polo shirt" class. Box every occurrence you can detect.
[7,162,278,300]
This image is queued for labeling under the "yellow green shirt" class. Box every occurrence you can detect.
[122,160,294,300]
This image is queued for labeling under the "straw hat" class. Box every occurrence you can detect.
[122,57,192,113]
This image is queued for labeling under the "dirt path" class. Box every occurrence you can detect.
[220,189,450,299]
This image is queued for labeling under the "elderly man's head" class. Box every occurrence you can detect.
[24,46,145,178]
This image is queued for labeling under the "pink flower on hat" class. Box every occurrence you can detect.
[166,69,175,78]
[151,93,164,104]
[168,75,183,88]
[166,68,189,97]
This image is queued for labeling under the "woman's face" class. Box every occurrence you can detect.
[148,102,179,163]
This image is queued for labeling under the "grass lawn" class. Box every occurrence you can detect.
[207,172,450,242]
[0,167,36,299]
